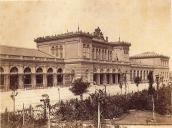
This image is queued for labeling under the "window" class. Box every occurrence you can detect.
[60,45,63,58]
[0,67,4,85]
[36,67,43,86]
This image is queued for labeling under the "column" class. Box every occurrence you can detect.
[19,74,23,89]
[5,74,10,91]
[96,74,100,85]
[53,74,57,86]
[43,73,47,88]
[31,74,36,88]
[109,73,113,85]
[115,74,118,84]
[103,73,107,84]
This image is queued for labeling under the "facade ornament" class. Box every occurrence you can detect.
[93,27,104,40]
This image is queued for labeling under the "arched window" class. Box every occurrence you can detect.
[130,70,132,81]
[143,71,145,80]
[133,70,136,79]
[24,67,31,88]
[55,46,58,57]
[57,68,63,85]
[47,68,53,87]
[10,67,19,90]
[83,44,86,58]
[36,67,43,87]
[137,70,139,77]
[0,67,4,89]
[140,71,142,80]
[51,46,55,55]
[60,45,63,58]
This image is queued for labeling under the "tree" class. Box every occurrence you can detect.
[69,77,90,100]
[134,76,141,92]
[147,71,155,120]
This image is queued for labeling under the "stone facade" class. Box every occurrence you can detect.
[0,27,170,91]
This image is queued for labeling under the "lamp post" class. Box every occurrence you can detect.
[40,94,50,128]
[124,72,127,97]
[119,72,123,94]
[155,74,160,100]
[10,90,18,112]
[58,87,60,103]
[10,74,18,113]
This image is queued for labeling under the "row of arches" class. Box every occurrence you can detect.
[93,67,127,74]
[0,67,63,90]
[130,69,151,81]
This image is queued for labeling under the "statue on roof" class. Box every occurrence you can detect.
[93,27,104,40]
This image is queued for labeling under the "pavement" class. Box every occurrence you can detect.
[0,83,150,113]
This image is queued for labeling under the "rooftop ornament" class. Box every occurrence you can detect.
[93,27,105,40]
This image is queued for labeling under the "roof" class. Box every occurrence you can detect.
[34,27,106,43]
[34,31,93,43]
[130,52,169,59]
[0,45,54,58]
[109,41,131,46]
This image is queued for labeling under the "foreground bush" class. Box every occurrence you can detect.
[56,85,171,121]
[1,85,171,127]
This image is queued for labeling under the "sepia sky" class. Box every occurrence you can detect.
[0,0,172,69]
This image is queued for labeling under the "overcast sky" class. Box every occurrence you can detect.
[0,0,171,69]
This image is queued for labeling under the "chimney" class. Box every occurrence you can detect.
[106,36,108,42]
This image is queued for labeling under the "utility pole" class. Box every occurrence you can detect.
[98,100,101,128]
[152,95,155,120]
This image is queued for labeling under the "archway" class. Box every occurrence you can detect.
[57,68,63,85]
[10,67,19,90]
[0,67,4,89]
[24,67,31,88]
[47,68,53,87]
[36,67,43,87]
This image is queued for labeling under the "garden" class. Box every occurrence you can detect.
[1,77,172,127]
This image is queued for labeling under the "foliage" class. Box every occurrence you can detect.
[57,86,171,121]
[69,78,90,100]
[134,76,141,87]
[147,71,155,95]
[154,86,172,114]
[1,86,171,127]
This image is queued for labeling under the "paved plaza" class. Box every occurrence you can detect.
[0,83,151,113]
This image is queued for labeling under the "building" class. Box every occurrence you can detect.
[0,27,170,91]
[169,71,172,82]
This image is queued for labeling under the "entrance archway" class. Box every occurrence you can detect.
[10,67,19,90]
[57,68,63,85]
[36,67,43,87]
[47,68,53,87]
[24,67,31,88]
[0,67,4,89]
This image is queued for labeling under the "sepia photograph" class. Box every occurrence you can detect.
[0,0,172,128]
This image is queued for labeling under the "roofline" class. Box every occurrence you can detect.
[130,56,170,59]
[0,45,37,50]
[34,31,93,43]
